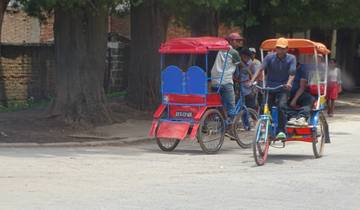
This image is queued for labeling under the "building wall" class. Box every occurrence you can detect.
[109,15,130,38]
[166,18,242,40]
[40,14,54,43]
[0,44,55,104]
[1,9,41,43]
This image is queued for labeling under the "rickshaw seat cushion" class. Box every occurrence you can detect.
[162,65,184,94]
[186,66,207,95]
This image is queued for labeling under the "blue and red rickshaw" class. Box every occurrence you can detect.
[149,37,258,154]
[253,38,331,166]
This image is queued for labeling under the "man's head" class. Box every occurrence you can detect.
[239,48,252,63]
[249,47,256,59]
[226,32,244,49]
[275,37,288,58]
[329,58,337,68]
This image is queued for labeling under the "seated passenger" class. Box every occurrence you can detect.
[287,63,315,126]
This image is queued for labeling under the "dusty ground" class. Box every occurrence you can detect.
[1,107,360,210]
[0,100,151,143]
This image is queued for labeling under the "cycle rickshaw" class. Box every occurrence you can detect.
[253,38,331,165]
[149,37,258,154]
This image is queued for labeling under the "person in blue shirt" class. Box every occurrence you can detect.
[287,63,315,126]
[238,48,256,109]
[251,38,296,139]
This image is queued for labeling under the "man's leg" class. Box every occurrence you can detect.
[276,91,289,133]
[220,83,236,122]
[297,93,315,119]
[245,93,256,110]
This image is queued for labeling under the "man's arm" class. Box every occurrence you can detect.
[285,55,297,90]
[250,56,268,84]
[250,67,264,84]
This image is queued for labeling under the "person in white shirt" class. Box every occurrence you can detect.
[326,58,342,117]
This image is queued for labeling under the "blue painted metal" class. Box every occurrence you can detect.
[205,53,209,73]
[186,66,207,95]
[271,106,278,137]
[162,65,184,95]
[256,119,263,142]
[265,119,270,143]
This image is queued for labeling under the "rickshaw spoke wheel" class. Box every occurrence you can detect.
[156,137,180,152]
[155,110,180,152]
[233,108,258,148]
[197,109,225,154]
[253,120,270,166]
[312,112,326,158]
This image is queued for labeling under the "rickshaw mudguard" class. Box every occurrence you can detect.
[153,104,166,118]
[156,121,191,140]
[149,105,167,138]
[149,120,159,138]
[188,107,207,140]
[189,124,200,140]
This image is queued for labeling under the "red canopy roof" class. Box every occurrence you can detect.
[159,37,230,54]
[260,39,330,55]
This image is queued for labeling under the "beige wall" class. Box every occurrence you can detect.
[2,9,41,43]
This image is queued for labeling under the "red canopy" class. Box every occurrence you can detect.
[159,37,230,54]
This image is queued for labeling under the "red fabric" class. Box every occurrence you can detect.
[159,37,230,54]
[308,84,325,96]
[326,82,339,100]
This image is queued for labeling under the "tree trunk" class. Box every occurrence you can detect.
[190,7,218,36]
[127,0,169,110]
[244,0,275,50]
[0,0,10,106]
[336,28,360,89]
[50,6,112,126]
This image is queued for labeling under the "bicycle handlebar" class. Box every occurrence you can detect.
[254,84,285,91]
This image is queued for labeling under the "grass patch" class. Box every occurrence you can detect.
[0,91,126,113]
[106,91,127,99]
[0,98,51,112]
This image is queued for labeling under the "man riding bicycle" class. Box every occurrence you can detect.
[251,37,296,139]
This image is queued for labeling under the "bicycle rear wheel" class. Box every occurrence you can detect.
[253,119,270,166]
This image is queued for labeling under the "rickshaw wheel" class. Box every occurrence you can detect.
[155,109,180,152]
[197,109,225,154]
[156,137,180,152]
[313,112,326,158]
[253,120,270,166]
[233,108,258,148]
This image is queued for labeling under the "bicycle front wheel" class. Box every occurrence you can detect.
[313,112,326,158]
[233,108,258,148]
[253,119,270,166]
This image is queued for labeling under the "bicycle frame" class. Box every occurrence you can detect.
[255,85,285,140]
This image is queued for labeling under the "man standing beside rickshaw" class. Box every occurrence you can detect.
[251,37,296,139]
[211,33,244,124]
